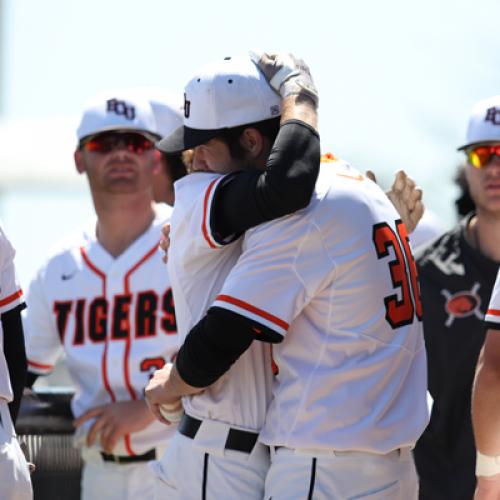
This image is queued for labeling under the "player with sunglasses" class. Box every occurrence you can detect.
[22,90,183,500]
[414,95,500,499]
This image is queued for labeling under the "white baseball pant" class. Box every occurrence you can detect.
[264,445,418,500]
[80,446,160,500]
[0,398,33,500]
[150,419,270,499]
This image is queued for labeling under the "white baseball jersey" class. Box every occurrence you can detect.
[215,161,429,453]
[0,222,25,402]
[485,268,500,329]
[23,206,179,456]
[167,172,274,431]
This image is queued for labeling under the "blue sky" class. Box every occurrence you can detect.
[2,0,500,221]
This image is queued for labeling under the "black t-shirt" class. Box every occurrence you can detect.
[414,213,500,500]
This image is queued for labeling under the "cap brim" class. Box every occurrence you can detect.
[79,128,160,145]
[457,139,500,151]
[156,126,222,154]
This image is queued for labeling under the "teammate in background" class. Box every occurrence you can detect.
[147,52,428,499]
[22,90,182,500]
[473,268,500,499]
[0,223,33,500]
[413,95,500,499]
[135,88,188,205]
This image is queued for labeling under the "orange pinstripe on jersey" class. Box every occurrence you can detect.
[216,294,289,331]
[0,289,23,307]
[202,178,219,249]
[27,359,54,370]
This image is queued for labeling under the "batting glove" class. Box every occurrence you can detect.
[249,51,319,106]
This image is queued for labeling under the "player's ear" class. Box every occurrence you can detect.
[151,149,162,175]
[239,128,264,159]
[74,150,86,174]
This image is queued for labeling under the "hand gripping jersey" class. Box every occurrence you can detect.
[486,269,500,330]
[23,206,179,456]
[0,222,25,402]
[167,172,274,431]
[214,161,429,452]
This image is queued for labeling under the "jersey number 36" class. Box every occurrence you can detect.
[372,220,423,329]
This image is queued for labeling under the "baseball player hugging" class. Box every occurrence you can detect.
[22,90,182,500]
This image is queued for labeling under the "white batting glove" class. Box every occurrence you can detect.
[249,51,319,106]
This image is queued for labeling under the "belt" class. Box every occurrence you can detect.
[100,448,156,464]
[178,413,258,454]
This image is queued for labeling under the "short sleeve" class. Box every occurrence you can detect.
[0,226,24,315]
[213,216,333,339]
[23,270,64,374]
[485,269,500,330]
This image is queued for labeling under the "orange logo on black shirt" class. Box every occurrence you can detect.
[441,283,483,327]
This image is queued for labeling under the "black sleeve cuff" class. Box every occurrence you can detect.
[485,321,500,332]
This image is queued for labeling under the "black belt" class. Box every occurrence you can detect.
[178,414,258,454]
[100,448,156,464]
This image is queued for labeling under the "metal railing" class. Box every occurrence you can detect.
[17,388,82,500]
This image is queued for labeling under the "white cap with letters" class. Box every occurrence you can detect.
[157,55,282,154]
[76,90,160,143]
[458,95,500,150]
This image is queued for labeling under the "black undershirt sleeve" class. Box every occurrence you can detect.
[176,306,282,388]
[210,120,320,243]
[25,371,39,389]
[2,304,28,423]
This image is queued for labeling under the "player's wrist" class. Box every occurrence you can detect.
[477,451,500,477]
[281,80,319,107]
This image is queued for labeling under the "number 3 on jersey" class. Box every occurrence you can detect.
[372,220,423,328]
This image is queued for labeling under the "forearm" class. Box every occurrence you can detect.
[212,121,320,239]
[2,305,28,423]
[280,92,318,132]
[165,363,204,399]
[211,55,321,240]
[473,353,500,454]
[176,306,279,388]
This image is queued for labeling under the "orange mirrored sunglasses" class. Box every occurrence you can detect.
[466,144,500,168]
[80,132,155,155]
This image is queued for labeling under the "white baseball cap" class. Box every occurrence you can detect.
[76,90,160,143]
[132,87,184,139]
[458,95,500,151]
[157,55,282,154]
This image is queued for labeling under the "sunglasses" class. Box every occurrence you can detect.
[466,144,500,169]
[80,132,155,155]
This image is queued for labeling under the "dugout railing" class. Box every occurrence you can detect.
[17,387,82,500]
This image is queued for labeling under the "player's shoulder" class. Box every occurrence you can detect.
[36,220,93,276]
[314,158,389,210]
[174,172,225,205]
[316,157,367,192]
[0,219,16,270]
